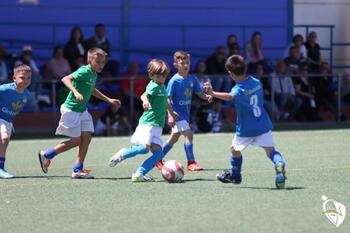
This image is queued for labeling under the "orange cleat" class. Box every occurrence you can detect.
[155,160,164,170]
[187,161,203,171]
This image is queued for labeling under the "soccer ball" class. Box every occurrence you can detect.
[161,160,184,183]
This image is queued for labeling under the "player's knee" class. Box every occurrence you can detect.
[71,137,81,146]
[230,146,241,157]
[1,137,9,145]
[169,133,180,144]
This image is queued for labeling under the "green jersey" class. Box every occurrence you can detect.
[64,65,97,112]
[139,80,167,127]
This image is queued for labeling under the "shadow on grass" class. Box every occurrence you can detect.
[94,177,131,181]
[223,186,305,191]
[15,176,68,179]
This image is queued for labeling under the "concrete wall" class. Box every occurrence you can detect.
[294,0,350,68]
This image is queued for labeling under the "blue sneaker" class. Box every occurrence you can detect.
[0,168,15,179]
[275,162,286,189]
[216,170,241,184]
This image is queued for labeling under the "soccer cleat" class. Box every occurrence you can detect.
[187,161,203,171]
[275,162,286,189]
[71,169,94,179]
[108,148,127,167]
[0,169,15,179]
[131,172,155,182]
[155,160,164,170]
[216,170,242,184]
[38,150,51,174]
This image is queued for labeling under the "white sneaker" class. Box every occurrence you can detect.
[0,168,15,179]
[71,169,94,179]
[131,172,155,182]
[38,150,51,174]
[108,148,127,167]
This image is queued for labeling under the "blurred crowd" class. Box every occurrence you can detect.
[1,24,350,135]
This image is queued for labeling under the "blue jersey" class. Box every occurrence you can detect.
[0,82,32,123]
[167,74,202,122]
[231,76,272,137]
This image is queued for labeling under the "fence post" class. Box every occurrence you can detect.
[51,80,57,133]
[337,73,342,122]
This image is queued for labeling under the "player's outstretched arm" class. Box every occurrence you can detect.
[203,82,234,102]
[92,88,121,109]
[62,75,83,102]
[196,92,213,103]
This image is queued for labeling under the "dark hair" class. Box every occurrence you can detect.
[52,46,63,57]
[225,55,245,76]
[250,32,262,58]
[227,34,238,46]
[95,23,105,29]
[292,34,304,44]
[69,26,84,43]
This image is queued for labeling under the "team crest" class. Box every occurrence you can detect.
[12,101,23,111]
[184,88,191,98]
[322,195,346,227]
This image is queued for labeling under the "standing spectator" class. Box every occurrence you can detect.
[64,26,86,71]
[283,34,308,59]
[305,31,322,72]
[85,23,110,54]
[206,46,230,92]
[0,47,8,83]
[245,32,270,74]
[46,46,72,81]
[270,60,302,121]
[284,46,303,74]
[227,34,241,56]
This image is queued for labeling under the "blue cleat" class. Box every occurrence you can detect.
[216,170,241,184]
[0,168,15,179]
[275,162,286,189]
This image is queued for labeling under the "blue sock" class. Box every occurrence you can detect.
[162,143,172,156]
[230,155,242,178]
[0,157,5,169]
[184,143,195,163]
[73,163,83,172]
[270,151,285,166]
[137,150,164,174]
[123,145,149,159]
[44,148,57,159]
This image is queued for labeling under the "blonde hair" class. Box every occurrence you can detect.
[87,48,107,60]
[147,59,170,78]
[13,64,31,75]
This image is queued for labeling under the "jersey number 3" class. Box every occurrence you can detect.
[250,94,262,117]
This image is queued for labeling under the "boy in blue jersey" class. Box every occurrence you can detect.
[38,48,121,179]
[204,55,286,189]
[156,51,212,171]
[0,64,32,178]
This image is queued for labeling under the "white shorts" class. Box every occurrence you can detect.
[55,105,94,138]
[95,119,119,135]
[0,118,13,138]
[172,120,191,133]
[232,130,275,152]
[130,124,163,147]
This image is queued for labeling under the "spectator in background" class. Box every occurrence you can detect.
[15,45,42,96]
[245,32,270,74]
[120,62,148,123]
[46,46,71,81]
[284,46,303,74]
[294,65,319,121]
[254,64,274,117]
[227,34,241,56]
[64,26,86,71]
[283,34,307,59]
[0,47,8,83]
[270,60,301,121]
[305,31,322,72]
[85,23,110,54]
[206,46,231,92]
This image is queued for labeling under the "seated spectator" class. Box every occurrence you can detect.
[95,105,133,136]
[254,64,275,117]
[294,65,319,121]
[0,47,8,83]
[305,31,322,72]
[194,60,210,85]
[284,46,304,74]
[245,31,271,74]
[64,26,86,71]
[120,61,148,123]
[226,34,241,56]
[15,45,42,96]
[283,34,308,59]
[270,60,302,121]
[45,46,71,81]
[312,62,336,120]
[206,46,231,92]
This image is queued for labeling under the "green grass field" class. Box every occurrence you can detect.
[1,129,349,233]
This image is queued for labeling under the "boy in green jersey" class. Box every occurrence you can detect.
[108,59,175,182]
[38,48,121,179]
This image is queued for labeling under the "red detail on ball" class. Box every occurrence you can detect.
[162,165,176,183]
